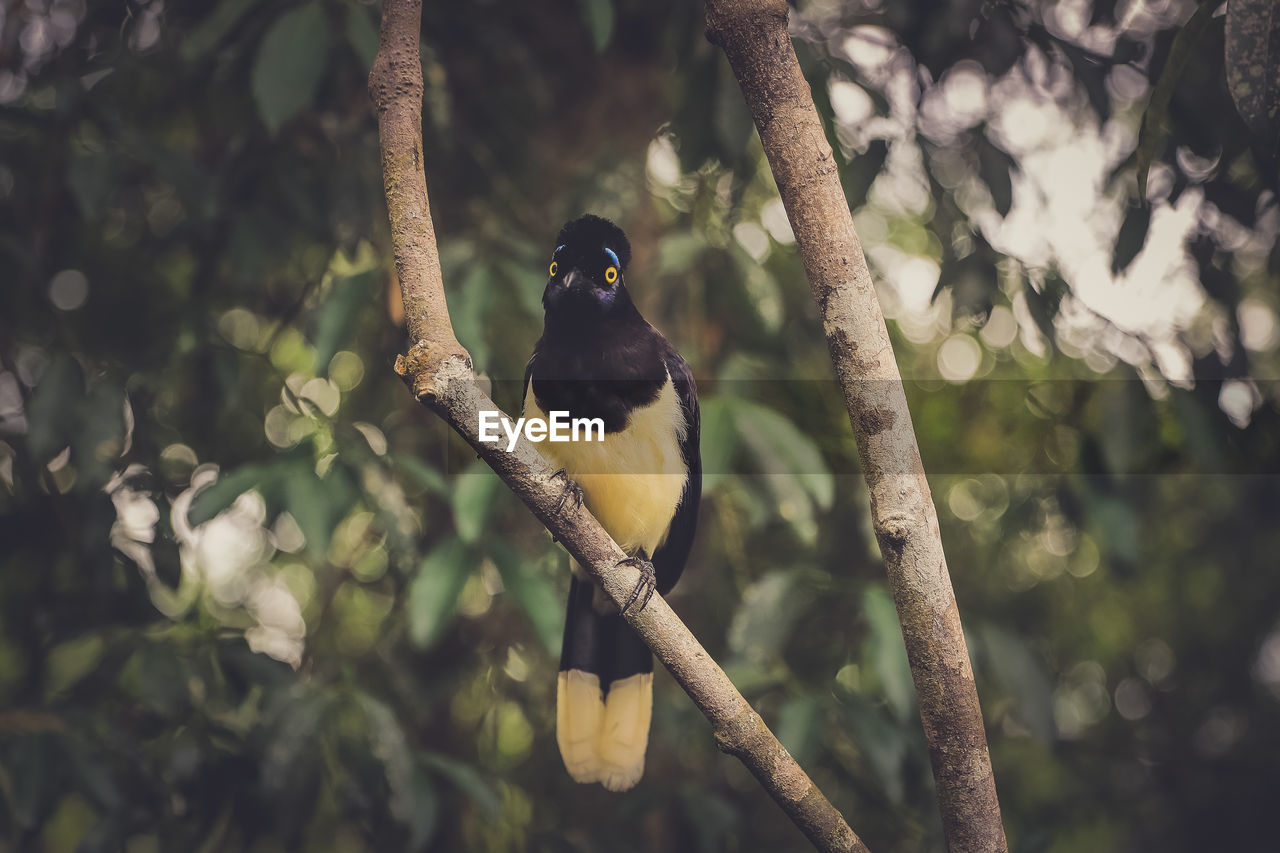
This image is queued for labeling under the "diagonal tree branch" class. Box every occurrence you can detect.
[369,2,866,851]
[703,1,1008,851]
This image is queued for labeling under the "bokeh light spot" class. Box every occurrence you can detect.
[980,305,1018,349]
[329,350,365,391]
[300,377,340,417]
[1114,678,1151,721]
[264,405,294,448]
[48,269,88,311]
[1238,298,1278,352]
[218,308,261,350]
[938,334,982,382]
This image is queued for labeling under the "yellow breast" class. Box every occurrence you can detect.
[524,376,689,557]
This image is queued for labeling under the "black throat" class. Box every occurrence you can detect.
[531,301,669,434]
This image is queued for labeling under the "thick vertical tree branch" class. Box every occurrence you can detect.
[369,0,466,366]
[703,2,1008,851]
[369,2,866,851]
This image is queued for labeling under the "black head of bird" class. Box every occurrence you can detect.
[543,214,635,323]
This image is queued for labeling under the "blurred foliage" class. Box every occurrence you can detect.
[1,0,1279,851]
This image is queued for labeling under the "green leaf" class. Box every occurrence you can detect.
[977,131,1016,218]
[1111,202,1151,275]
[709,396,835,543]
[421,753,501,817]
[313,270,374,374]
[1226,0,1280,156]
[353,693,416,834]
[447,265,495,371]
[61,737,121,811]
[408,537,475,647]
[796,41,840,154]
[389,453,450,497]
[451,461,504,544]
[727,570,812,664]
[1086,492,1141,564]
[841,139,888,211]
[406,766,439,852]
[731,398,835,510]
[678,788,739,853]
[729,248,783,333]
[45,635,105,701]
[284,461,355,556]
[1098,378,1158,474]
[496,257,549,319]
[1058,38,1113,120]
[74,382,128,489]
[713,59,754,159]
[841,693,908,803]
[863,585,915,721]
[24,353,83,464]
[124,643,189,716]
[1170,387,1228,471]
[720,660,787,695]
[187,464,266,527]
[255,457,296,521]
[261,688,333,799]
[978,625,1056,743]
[1136,0,1216,196]
[946,254,999,324]
[776,694,824,767]
[1023,274,1067,345]
[285,468,330,554]
[490,543,564,654]
[66,150,116,219]
[656,233,707,276]
[251,3,331,134]
[344,3,380,70]
[7,733,60,828]
[697,395,739,491]
[576,0,614,52]
[182,0,258,62]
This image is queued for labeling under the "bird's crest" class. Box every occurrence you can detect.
[555,215,631,270]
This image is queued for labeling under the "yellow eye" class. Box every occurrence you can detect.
[549,261,558,276]
[605,266,618,284]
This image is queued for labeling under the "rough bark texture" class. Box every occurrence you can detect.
[370,0,468,368]
[370,3,867,851]
[703,1,1008,851]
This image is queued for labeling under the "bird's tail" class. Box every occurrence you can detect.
[556,575,653,792]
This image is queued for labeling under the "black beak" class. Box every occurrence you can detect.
[544,268,591,311]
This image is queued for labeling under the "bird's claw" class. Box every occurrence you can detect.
[618,555,656,614]
[550,468,584,516]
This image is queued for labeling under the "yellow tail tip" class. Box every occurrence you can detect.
[556,670,653,791]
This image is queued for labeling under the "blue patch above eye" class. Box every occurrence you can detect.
[555,245,565,255]
[603,248,619,268]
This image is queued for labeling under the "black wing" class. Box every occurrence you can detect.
[652,349,701,594]
[520,353,535,416]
